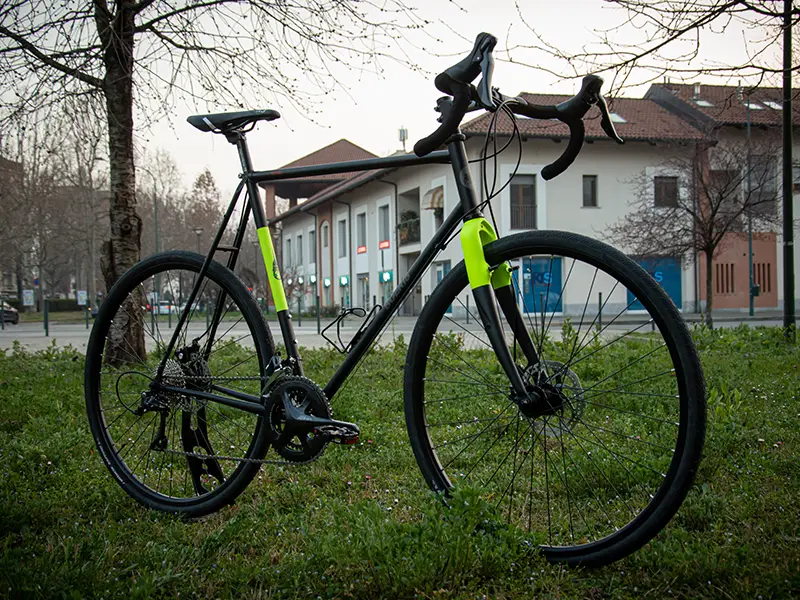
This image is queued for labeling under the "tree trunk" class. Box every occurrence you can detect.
[100,2,145,365]
[705,251,714,329]
[14,252,23,301]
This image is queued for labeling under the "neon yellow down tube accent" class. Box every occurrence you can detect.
[257,226,288,312]
[459,217,512,290]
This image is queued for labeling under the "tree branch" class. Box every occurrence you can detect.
[133,0,239,33]
[0,25,103,88]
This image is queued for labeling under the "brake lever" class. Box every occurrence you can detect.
[596,94,625,144]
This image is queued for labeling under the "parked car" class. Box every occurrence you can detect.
[1,301,19,324]
[154,301,178,315]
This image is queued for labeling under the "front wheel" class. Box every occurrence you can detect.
[404,231,706,567]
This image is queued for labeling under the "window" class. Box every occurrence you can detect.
[2,272,12,288]
[338,220,347,258]
[309,229,316,262]
[693,99,713,107]
[322,223,328,248]
[754,262,772,293]
[763,100,782,110]
[434,207,444,231]
[296,234,303,266]
[510,174,536,229]
[609,112,627,123]
[357,212,367,252]
[715,263,735,295]
[751,155,777,216]
[378,205,390,243]
[744,101,764,110]
[654,176,679,208]
[582,175,598,207]
[709,170,742,226]
[285,238,292,267]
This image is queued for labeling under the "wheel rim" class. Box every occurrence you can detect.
[412,243,697,556]
[90,260,267,504]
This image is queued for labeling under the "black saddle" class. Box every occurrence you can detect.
[187,109,280,133]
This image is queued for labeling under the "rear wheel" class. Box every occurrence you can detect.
[85,251,273,516]
[404,231,705,567]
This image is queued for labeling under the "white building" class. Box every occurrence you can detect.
[262,87,798,317]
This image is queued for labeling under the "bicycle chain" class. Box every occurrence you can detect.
[156,447,321,466]
[148,374,323,466]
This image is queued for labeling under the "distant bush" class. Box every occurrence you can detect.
[46,298,82,312]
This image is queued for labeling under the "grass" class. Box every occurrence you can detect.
[1,326,799,598]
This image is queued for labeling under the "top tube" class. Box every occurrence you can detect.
[248,150,450,184]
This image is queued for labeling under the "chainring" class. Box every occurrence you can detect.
[264,376,332,463]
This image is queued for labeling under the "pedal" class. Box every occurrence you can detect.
[314,422,360,445]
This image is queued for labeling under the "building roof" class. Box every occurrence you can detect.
[279,138,377,174]
[267,165,395,225]
[0,155,22,174]
[646,83,800,128]
[268,92,706,226]
[264,139,378,199]
[461,94,703,142]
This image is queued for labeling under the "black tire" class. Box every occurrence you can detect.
[404,231,705,567]
[85,251,274,516]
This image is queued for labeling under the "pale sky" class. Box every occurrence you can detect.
[143,0,769,198]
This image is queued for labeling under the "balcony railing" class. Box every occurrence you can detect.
[397,218,421,245]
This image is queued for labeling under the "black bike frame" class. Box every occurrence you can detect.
[159,131,535,408]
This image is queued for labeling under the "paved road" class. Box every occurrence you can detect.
[0,313,785,353]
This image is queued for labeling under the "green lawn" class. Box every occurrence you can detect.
[0,327,798,598]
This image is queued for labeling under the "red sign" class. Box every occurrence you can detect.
[378,239,390,250]
[357,245,367,254]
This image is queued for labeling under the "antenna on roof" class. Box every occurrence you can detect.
[398,126,408,152]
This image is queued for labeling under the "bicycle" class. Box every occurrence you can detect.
[85,33,706,567]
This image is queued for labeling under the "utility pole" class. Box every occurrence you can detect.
[193,227,204,254]
[746,90,754,317]
[783,0,796,340]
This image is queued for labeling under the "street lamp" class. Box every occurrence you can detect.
[744,89,756,317]
[193,227,204,254]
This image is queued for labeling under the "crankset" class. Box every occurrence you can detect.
[265,376,360,462]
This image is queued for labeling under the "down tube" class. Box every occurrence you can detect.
[323,202,465,400]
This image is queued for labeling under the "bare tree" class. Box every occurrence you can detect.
[0,114,66,308]
[0,0,420,362]
[607,138,783,327]
[137,148,185,257]
[55,98,110,310]
[187,168,224,255]
[0,149,26,299]
[514,0,798,90]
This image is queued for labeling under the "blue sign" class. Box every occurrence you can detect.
[627,256,682,310]
[518,257,562,313]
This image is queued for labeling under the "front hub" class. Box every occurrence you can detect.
[517,383,567,420]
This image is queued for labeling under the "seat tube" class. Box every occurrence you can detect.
[447,138,529,396]
[237,135,302,371]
